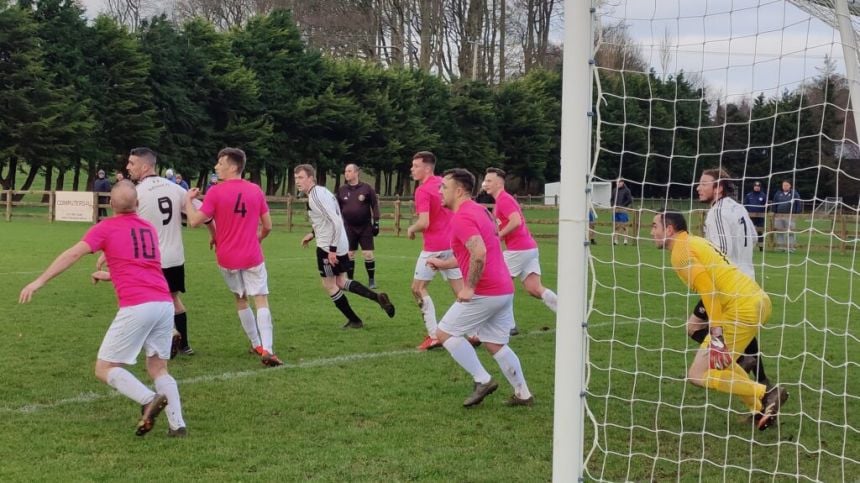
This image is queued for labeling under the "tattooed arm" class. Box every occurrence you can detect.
[458,235,486,301]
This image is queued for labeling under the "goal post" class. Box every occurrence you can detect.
[552,0,593,480]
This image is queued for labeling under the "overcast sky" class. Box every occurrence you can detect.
[599,0,851,101]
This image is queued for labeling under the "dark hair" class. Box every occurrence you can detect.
[129,147,157,164]
[661,211,688,232]
[218,147,247,173]
[701,168,735,197]
[294,163,316,178]
[443,168,476,194]
[485,167,506,179]
[412,151,436,165]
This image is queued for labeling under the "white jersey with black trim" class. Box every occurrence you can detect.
[703,196,757,279]
[135,176,193,268]
[307,185,349,255]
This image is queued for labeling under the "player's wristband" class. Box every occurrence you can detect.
[329,246,337,254]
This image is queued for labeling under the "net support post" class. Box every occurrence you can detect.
[835,0,860,144]
[553,0,592,480]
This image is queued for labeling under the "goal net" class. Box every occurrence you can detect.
[582,1,860,480]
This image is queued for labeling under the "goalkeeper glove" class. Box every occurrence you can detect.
[372,221,380,236]
[708,327,733,370]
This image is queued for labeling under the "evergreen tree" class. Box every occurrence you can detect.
[83,15,161,181]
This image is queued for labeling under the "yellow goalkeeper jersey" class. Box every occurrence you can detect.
[670,231,769,327]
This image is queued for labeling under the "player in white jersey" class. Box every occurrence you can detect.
[691,168,769,386]
[294,164,395,328]
[125,147,214,357]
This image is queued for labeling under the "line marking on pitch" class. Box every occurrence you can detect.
[2,330,555,415]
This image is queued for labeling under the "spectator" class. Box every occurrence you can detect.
[115,171,125,182]
[772,180,802,251]
[175,173,189,190]
[94,169,111,219]
[743,181,767,248]
[165,169,176,183]
[612,178,633,245]
[205,173,218,194]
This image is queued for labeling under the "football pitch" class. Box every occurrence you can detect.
[2,217,858,480]
[1,219,557,481]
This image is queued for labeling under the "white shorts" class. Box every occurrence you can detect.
[97,301,174,364]
[504,248,542,281]
[438,294,515,345]
[219,262,269,297]
[413,250,463,281]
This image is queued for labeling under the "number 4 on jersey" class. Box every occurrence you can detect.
[234,193,247,217]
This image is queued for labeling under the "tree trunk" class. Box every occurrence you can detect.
[249,167,262,187]
[524,0,536,71]
[72,159,81,191]
[418,0,433,72]
[42,166,53,203]
[374,170,382,195]
[55,168,66,192]
[14,162,41,201]
[1,156,18,191]
[499,0,506,81]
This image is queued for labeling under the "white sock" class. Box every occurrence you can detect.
[421,295,437,338]
[542,289,558,313]
[155,374,185,430]
[493,345,532,399]
[238,308,262,347]
[257,307,274,353]
[106,367,155,405]
[443,337,491,384]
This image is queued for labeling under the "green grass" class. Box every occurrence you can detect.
[1,218,558,481]
[585,224,860,481]
[2,216,858,481]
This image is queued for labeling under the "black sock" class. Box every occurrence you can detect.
[343,279,379,302]
[331,290,361,323]
[174,312,189,348]
[690,328,708,344]
[742,337,768,383]
[365,259,376,281]
[347,258,355,280]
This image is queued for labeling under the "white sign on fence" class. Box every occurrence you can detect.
[55,191,94,222]
[591,181,612,208]
[544,182,560,205]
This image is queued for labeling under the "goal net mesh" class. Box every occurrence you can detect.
[585,1,860,480]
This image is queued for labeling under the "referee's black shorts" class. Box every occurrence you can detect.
[162,265,185,293]
[345,223,374,251]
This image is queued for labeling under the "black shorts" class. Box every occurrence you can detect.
[750,216,765,228]
[162,265,186,294]
[345,223,374,251]
[692,299,708,321]
[316,247,352,278]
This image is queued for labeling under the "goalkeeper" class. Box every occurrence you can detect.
[692,168,770,386]
[650,211,788,430]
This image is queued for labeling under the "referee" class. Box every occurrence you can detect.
[336,164,381,288]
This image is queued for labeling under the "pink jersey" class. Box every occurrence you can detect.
[200,179,269,269]
[494,191,538,250]
[414,175,453,251]
[82,213,172,308]
[450,200,514,296]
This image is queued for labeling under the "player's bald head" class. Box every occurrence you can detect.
[110,180,138,214]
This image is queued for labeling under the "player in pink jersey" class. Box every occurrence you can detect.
[19,181,186,437]
[184,147,282,367]
[482,168,558,332]
[406,151,464,351]
[426,169,534,408]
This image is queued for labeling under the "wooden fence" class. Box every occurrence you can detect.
[3,189,858,253]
